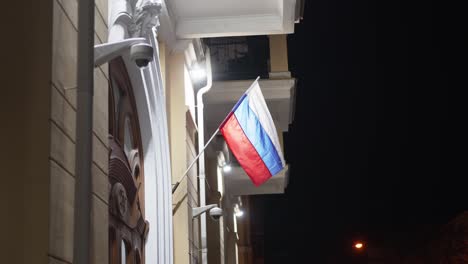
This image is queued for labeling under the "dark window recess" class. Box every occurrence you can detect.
[204,36,270,81]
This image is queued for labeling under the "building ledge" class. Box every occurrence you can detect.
[204,78,296,136]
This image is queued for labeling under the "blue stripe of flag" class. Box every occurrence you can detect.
[233,96,283,176]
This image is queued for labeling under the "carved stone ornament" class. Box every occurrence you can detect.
[112,183,128,218]
[128,149,140,178]
[132,0,162,37]
[108,45,149,264]
[110,0,162,38]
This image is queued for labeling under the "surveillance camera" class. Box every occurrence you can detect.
[208,207,223,221]
[192,204,222,220]
[94,38,149,67]
[130,43,153,68]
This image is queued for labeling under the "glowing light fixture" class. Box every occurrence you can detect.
[235,210,244,217]
[234,204,243,217]
[222,164,231,173]
[190,63,206,81]
[354,242,364,249]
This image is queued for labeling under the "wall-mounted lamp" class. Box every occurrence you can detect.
[235,210,244,217]
[234,204,244,218]
[190,63,207,82]
[218,156,231,174]
[222,164,232,173]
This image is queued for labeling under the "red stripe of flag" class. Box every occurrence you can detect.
[220,114,272,186]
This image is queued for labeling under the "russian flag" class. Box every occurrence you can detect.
[220,80,285,186]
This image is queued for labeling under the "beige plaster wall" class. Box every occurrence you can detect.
[186,111,201,263]
[206,156,224,264]
[167,52,191,264]
[166,50,203,264]
[268,35,290,77]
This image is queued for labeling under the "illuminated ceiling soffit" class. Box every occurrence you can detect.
[158,0,299,50]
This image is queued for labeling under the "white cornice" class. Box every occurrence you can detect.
[158,0,299,42]
[205,79,296,104]
[282,0,296,34]
[204,78,296,134]
[224,165,289,195]
[176,14,284,39]
[158,0,193,52]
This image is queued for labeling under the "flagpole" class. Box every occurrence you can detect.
[171,76,260,194]
[246,76,261,93]
[172,127,219,193]
[218,76,260,128]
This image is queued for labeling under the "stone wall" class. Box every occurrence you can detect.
[49,0,109,263]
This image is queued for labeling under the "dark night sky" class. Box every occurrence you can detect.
[257,0,465,262]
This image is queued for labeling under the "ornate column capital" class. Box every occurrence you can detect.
[131,0,162,37]
[109,0,162,39]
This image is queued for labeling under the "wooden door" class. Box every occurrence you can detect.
[109,57,149,264]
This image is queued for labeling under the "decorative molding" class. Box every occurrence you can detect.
[269,71,292,79]
[109,0,163,38]
[204,78,296,145]
[109,138,138,204]
[224,166,289,195]
[205,78,295,104]
[158,0,191,52]
[158,0,299,50]
[110,183,129,219]
[176,14,284,39]
[128,149,141,178]
[132,0,162,37]
[282,0,297,34]
[107,2,173,261]
[108,56,149,264]
[121,29,174,264]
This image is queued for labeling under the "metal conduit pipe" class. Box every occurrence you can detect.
[196,48,212,264]
[72,0,94,263]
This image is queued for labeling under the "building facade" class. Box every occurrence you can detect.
[0,0,303,263]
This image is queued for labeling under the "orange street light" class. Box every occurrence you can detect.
[354,242,364,249]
